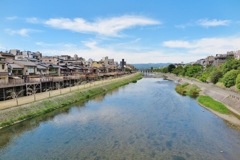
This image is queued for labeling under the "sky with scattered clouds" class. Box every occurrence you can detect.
[1,0,240,63]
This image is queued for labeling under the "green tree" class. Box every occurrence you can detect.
[167,64,176,73]
[199,72,210,82]
[172,66,183,75]
[236,74,240,90]
[162,67,168,73]
[222,58,240,74]
[185,64,202,77]
[222,70,240,88]
[210,70,223,84]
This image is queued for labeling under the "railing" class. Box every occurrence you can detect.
[86,74,98,78]
[0,82,8,86]
[40,77,53,82]
[52,76,64,81]
[27,78,41,83]
[63,75,86,80]
[0,72,128,87]
[0,79,25,86]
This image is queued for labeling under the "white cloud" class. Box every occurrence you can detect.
[197,19,230,27]
[175,23,193,29]
[36,42,77,48]
[26,17,41,23]
[163,36,240,57]
[40,46,201,64]
[6,16,18,20]
[38,39,186,63]
[44,15,160,36]
[175,19,231,29]
[82,40,98,49]
[37,36,240,64]
[163,40,193,48]
[5,28,42,37]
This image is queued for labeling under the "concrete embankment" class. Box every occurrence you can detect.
[165,73,240,116]
[0,73,142,129]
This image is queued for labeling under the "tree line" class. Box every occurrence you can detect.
[153,58,240,91]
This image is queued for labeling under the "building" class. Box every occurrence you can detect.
[0,53,8,84]
[8,63,23,77]
[234,50,240,60]
[213,53,234,66]
[9,49,21,56]
[205,56,215,66]
[195,59,205,66]
[14,60,37,75]
[120,59,126,70]
[39,56,58,65]
[0,51,15,62]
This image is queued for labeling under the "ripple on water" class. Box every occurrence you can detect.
[0,78,240,159]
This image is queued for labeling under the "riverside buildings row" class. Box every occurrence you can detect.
[0,49,135,101]
[174,50,240,68]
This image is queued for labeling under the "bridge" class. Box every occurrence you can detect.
[141,71,165,78]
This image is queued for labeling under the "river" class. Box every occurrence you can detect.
[0,78,240,160]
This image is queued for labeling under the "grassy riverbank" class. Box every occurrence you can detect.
[0,73,142,128]
[198,95,230,114]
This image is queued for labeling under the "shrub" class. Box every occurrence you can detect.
[175,83,200,97]
[182,83,189,87]
[210,70,223,84]
[188,89,199,98]
[199,73,209,82]
[175,85,186,95]
[222,70,239,88]
[236,74,240,90]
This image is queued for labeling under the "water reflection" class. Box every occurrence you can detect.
[0,78,240,160]
[0,105,72,150]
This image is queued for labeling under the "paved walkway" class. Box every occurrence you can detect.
[167,73,240,98]
[0,73,138,111]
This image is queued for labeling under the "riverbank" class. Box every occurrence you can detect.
[197,102,240,127]
[0,73,142,129]
[163,73,240,127]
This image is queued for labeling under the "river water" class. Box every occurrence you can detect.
[0,78,240,160]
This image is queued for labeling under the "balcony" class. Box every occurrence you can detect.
[52,76,64,82]
[0,79,24,87]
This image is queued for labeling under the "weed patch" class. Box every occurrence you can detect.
[198,95,230,114]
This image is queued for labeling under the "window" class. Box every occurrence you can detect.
[2,64,4,70]
[28,67,35,73]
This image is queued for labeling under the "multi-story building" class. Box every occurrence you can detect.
[213,53,234,66]
[39,56,58,65]
[205,56,215,66]
[14,60,37,75]
[9,49,21,57]
[234,50,240,60]
[0,54,8,84]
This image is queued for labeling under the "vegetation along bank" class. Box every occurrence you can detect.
[0,73,142,129]
[168,74,240,127]
[155,58,240,93]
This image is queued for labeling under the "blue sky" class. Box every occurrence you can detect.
[1,0,240,63]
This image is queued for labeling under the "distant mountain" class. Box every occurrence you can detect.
[131,63,171,70]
